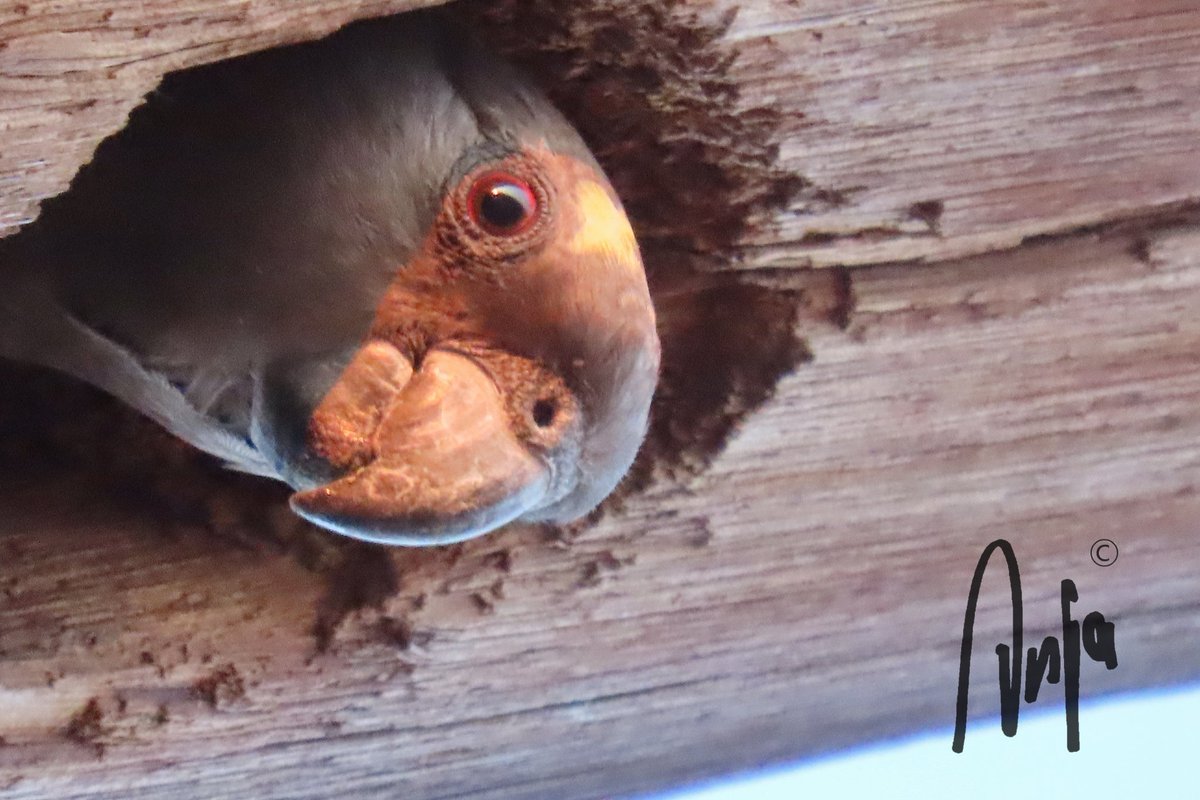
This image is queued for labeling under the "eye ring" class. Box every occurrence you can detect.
[466,171,540,237]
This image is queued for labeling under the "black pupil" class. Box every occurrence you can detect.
[479,182,533,231]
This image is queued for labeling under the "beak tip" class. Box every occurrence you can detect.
[286,472,547,547]
[287,484,392,542]
[287,487,352,535]
[287,487,324,518]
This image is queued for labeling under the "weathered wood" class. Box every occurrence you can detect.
[728,0,1200,268]
[6,1,1199,266]
[0,0,444,234]
[1,1,1199,798]
[2,220,1197,799]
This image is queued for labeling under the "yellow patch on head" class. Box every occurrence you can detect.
[569,180,641,268]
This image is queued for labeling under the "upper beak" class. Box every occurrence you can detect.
[286,343,551,545]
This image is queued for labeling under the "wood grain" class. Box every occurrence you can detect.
[2,1,1199,798]
[2,219,1197,799]
[0,0,444,234]
[8,0,1200,267]
[726,0,1200,268]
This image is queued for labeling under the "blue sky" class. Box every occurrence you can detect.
[648,682,1198,800]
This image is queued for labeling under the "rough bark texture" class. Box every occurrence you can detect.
[2,1,1199,799]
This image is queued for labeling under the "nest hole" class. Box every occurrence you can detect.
[0,2,813,647]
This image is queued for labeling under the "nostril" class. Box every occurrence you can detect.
[532,398,557,428]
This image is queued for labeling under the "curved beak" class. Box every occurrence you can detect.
[288,345,551,546]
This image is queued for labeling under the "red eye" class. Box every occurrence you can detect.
[467,172,539,236]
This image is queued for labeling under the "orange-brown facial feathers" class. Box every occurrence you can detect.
[293,144,658,544]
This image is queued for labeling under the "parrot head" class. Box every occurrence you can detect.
[0,13,656,548]
[250,29,661,546]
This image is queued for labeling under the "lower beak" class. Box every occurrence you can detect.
[288,345,551,546]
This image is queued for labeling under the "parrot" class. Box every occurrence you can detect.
[0,11,660,546]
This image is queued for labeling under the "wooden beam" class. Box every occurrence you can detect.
[0,0,444,233]
[2,1,1199,798]
[727,0,1200,268]
[2,218,1197,798]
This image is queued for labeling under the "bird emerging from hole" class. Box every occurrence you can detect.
[0,11,660,546]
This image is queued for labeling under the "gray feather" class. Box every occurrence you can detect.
[0,11,591,473]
